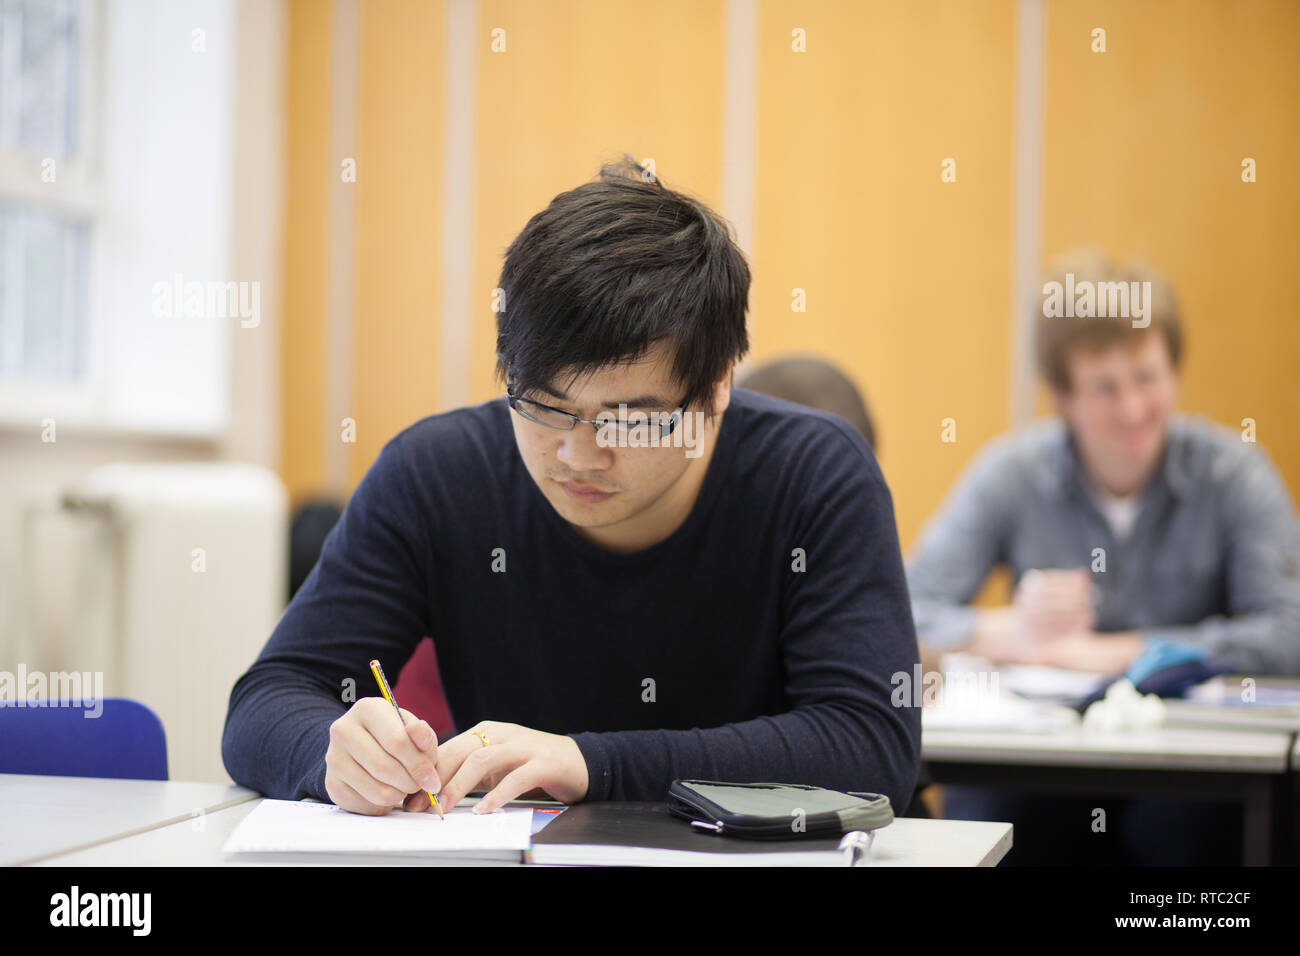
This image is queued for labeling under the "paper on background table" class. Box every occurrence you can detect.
[222,799,533,854]
[922,695,1081,732]
[999,664,1106,701]
[923,653,1083,731]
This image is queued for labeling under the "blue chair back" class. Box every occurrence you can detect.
[0,698,168,780]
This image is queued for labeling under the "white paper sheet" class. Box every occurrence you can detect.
[221,799,534,854]
[999,664,1106,700]
[922,695,1081,732]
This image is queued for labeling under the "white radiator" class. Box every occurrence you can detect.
[21,463,288,784]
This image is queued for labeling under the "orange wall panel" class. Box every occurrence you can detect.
[280,0,332,506]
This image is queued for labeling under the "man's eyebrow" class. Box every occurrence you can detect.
[542,386,675,408]
[601,394,675,408]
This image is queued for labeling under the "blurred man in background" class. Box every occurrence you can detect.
[907,251,1300,864]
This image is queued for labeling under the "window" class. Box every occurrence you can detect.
[0,0,96,385]
[0,0,237,438]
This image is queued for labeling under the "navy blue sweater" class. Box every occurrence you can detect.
[222,388,921,809]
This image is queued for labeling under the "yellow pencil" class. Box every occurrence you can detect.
[369,659,443,819]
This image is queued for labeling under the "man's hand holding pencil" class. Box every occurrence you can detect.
[324,695,444,816]
[323,660,590,817]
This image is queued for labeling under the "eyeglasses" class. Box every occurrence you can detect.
[507,381,685,442]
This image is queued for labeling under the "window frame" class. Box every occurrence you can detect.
[0,0,104,423]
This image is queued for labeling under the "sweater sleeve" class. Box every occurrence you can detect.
[569,430,922,812]
[221,436,432,800]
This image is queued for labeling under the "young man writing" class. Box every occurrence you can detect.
[222,158,921,817]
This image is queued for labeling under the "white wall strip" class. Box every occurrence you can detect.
[325,0,359,494]
[1010,0,1046,426]
[439,0,477,412]
[721,0,758,263]
[226,0,285,471]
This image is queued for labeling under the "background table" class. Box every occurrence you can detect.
[0,773,258,866]
[921,724,1297,865]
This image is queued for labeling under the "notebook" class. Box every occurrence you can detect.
[222,799,533,859]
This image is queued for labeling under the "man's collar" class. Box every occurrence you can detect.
[1037,417,1192,502]
[1158,419,1195,500]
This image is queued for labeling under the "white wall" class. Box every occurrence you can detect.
[0,0,286,783]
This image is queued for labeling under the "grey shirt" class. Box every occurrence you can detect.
[906,414,1300,675]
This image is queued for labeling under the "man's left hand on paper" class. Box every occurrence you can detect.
[401,720,590,814]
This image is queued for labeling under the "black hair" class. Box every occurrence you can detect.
[495,155,750,417]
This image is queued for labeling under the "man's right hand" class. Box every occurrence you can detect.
[324,696,442,815]
[969,568,1097,663]
[1012,568,1097,643]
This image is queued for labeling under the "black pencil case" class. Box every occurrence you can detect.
[667,779,894,839]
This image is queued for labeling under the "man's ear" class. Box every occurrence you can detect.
[710,373,733,417]
[1051,384,1071,419]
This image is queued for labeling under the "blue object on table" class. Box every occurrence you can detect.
[1127,638,1210,686]
[1073,639,1233,713]
[0,697,168,780]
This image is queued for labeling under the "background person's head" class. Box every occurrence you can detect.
[495,156,750,542]
[1036,251,1183,495]
[737,356,877,451]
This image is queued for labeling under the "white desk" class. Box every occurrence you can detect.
[1155,699,1300,733]
[0,773,258,866]
[33,795,1013,867]
[922,725,1293,772]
